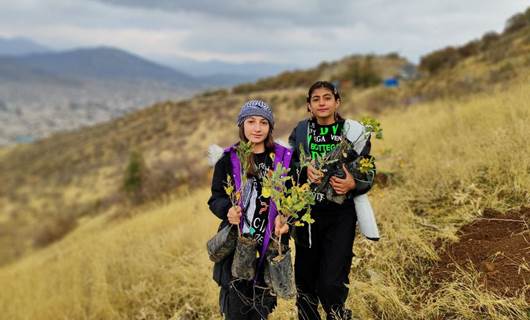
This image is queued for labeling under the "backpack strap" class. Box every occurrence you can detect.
[294,120,310,154]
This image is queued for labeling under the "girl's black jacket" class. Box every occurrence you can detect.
[207,149,289,288]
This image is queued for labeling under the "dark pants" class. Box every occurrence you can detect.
[295,211,356,320]
[222,279,277,320]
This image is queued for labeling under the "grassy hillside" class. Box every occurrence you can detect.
[413,8,530,100]
[0,87,314,264]
[0,190,221,319]
[1,73,528,320]
[1,23,530,264]
[231,53,408,93]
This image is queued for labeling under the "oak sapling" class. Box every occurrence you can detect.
[309,117,382,204]
[262,161,315,258]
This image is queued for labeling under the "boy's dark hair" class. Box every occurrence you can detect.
[306,80,341,103]
[306,81,344,121]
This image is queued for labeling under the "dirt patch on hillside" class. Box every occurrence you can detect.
[430,207,530,301]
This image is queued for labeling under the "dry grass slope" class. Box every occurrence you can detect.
[341,80,530,319]
[2,12,530,266]
[0,190,222,319]
[0,88,308,265]
[0,76,528,319]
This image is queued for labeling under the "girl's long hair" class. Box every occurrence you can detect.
[238,125,274,177]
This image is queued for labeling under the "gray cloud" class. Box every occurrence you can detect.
[90,0,356,27]
[0,0,528,66]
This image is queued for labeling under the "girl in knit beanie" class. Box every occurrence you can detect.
[207,99,291,319]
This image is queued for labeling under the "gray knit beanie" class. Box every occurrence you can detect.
[236,100,274,128]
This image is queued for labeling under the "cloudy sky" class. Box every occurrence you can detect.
[0,0,528,68]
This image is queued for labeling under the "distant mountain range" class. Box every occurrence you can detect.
[0,37,51,56]
[2,46,200,86]
[0,37,291,146]
[0,37,293,82]
[159,56,294,78]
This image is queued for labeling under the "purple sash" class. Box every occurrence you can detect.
[225,143,293,277]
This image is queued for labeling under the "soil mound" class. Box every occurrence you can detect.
[430,207,530,300]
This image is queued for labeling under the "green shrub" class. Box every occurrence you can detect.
[123,150,149,204]
[342,57,381,88]
[419,47,460,74]
[457,40,480,58]
[33,214,78,248]
[504,8,530,34]
[488,62,517,83]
